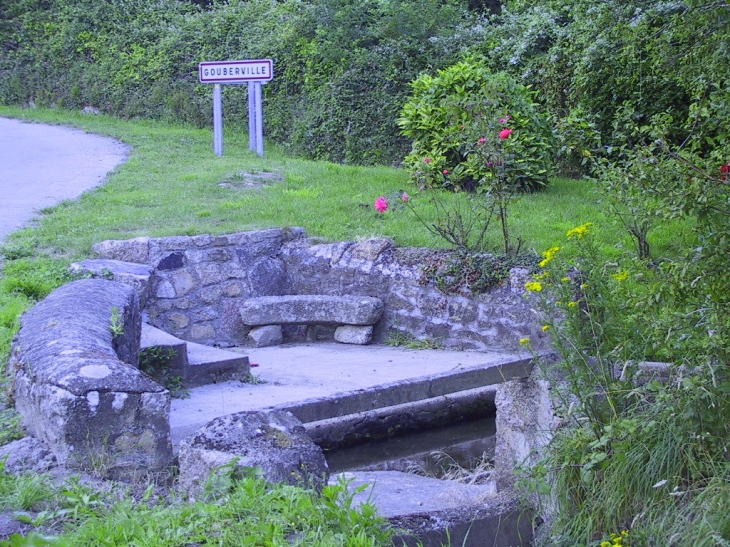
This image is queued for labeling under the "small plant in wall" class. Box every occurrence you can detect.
[109,307,124,338]
[138,346,188,398]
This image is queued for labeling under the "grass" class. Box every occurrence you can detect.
[0,105,696,264]
[0,466,392,546]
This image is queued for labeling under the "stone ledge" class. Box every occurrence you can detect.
[239,294,384,327]
[9,279,172,479]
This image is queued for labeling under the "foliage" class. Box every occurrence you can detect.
[523,101,730,544]
[0,258,75,301]
[422,249,539,296]
[0,461,393,546]
[138,347,188,399]
[399,59,555,193]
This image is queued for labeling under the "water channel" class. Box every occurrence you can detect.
[324,415,496,475]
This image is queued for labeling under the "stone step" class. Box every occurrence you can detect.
[274,357,533,424]
[140,323,250,388]
[184,341,250,388]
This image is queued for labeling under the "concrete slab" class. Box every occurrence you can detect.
[170,342,531,446]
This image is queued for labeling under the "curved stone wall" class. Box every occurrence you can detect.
[90,228,549,352]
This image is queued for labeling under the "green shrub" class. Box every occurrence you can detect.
[399,59,555,192]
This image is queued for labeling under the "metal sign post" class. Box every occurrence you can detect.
[213,84,223,156]
[199,59,273,157]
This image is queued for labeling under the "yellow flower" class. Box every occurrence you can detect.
[541,324,551,332]
[601,542,612,547]
[519,337,530,345]
[534,271,549,280]
[567,301,578,308]
[538,246,560,267]
[561,277,570,282]
[525,281,543,292]
[612,271,629,282]
[566,222,593,239]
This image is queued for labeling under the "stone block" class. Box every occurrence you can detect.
[247,257,290,296]
[69,259,153,307]
[92,237,151,264]
[170,270,197,296]
[249,325,283,347]
[334,325,373,345]
[0,437,57,475]
[349,238,394,261]
[190,324,216,340]
[9,279,172,478]
[494,378,555,492]
[178,410,328,497]
[156,252,185,271]
[240,295,384,326]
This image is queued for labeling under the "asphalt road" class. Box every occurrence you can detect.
[0,117,130,243]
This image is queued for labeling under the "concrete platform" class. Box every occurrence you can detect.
[169,342,532,447]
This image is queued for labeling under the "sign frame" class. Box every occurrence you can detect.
[198,59,273,84]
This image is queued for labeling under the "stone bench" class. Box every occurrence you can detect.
[239,295,384,346]
[8,279,172,479]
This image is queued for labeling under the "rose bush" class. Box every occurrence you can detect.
[398,58,555,193]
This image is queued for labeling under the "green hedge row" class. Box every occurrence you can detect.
[1,0,727,168]
[0,0,486,165]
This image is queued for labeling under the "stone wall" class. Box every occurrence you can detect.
[8,279,171,479]
[92,228,548,352]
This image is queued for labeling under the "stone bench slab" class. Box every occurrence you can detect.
[239,295,384,327]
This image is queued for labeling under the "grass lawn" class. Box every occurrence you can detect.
[0,105,695,262]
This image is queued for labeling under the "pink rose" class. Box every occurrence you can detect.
[374,196,388,213]
[479,137,486,144]
[401,192,409,202]
[424,157,432,164]
[442,169,449,175]
[499,128,513,139]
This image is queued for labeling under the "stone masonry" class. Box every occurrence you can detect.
[91,228,548,352]
[8,279,172,479]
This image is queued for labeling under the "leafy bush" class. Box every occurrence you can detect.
[399,59,555,193]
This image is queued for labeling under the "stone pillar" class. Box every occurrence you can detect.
[493,377,555,492]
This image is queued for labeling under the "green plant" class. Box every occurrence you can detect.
[421,249,539,296]
[384,329,441,350]
[108,307,124,338]
[138,346,188,399]
[399,59,555,194]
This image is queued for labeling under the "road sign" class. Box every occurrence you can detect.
[198,59,274,157]
[199,59,273,84]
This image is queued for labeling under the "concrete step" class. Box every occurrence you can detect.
[185,341,250,388]
[170,344,539,447]
[140,323,250,388]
